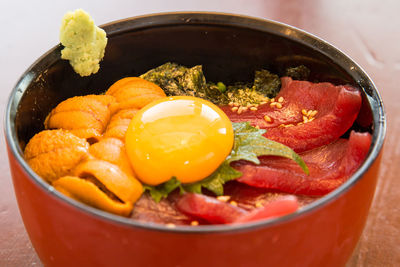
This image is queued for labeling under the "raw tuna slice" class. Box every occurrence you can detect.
[233,131,371,196]
[234,195,299,223]
[176,193,246,224]
[221,77,362,152]
[176,193,299,224]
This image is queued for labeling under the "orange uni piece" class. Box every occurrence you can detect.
[74,159,143,204]
[105,77,166,113]
[104,109,139,140]
[44,95,115,141]
[24,129,89,183]
[89,137,135,176]
[53,176,134,216]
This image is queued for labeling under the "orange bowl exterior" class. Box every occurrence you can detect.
[5,13,386,267]
[7,144,382,267]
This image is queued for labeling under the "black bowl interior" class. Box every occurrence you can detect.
[7,12,386,231]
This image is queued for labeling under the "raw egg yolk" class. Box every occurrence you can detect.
[125,96,234,186]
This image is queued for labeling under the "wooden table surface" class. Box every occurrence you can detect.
[0,0,398,266]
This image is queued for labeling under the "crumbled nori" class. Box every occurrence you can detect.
[253,69,281,98]
[204,82,230,104]
[140,62,205,97]
[140,63,285,105]
[285,65,311,80]
[225,83,267,106]
[140,62,229,104]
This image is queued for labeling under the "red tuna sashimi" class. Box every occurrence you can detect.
[176,193,299,224]
[234,195,299,223]
[233,131,371,196]
[176,193,246,224]
[132,183,315,225]
[221,77,362,152]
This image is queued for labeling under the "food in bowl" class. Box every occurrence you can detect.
[23,62,371,225]
[6,13,385,266]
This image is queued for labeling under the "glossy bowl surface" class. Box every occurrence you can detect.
[5,12,385,267]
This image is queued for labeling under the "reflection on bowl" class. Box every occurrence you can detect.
[5,12,385,267]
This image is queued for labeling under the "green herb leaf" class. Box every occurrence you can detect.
[183,161,242,196]
[229,122,309,175]
[144,122,308,201]
[144,177,182,202]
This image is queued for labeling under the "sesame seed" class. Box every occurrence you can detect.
[301,109,308,116]
[307,110,312,117]
[303,116,308,122]
[166,223,176,228]
[233,102,239,107]
[242,107,248,112]
[271,98,275,102]
[230,201,238,206]
[278,97,284,103]
[228,101,234,106]
[260,101,267,105]
[254,104,259,107]
[237,107,243,114]
[217,195,231,202]
[310,110,318,117]
[286,124,294,127]
[246,103,253,108]
[231,107,238,112]
[276,103,282,109]
[255,201,263,208]
[250,107,258,111]
[308,117,315,122]
[270,102,277,107]
[264,115,272,122]
[191,221,199,226]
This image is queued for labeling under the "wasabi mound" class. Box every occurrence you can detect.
[60,9,107,77]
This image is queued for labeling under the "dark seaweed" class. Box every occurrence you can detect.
[140,63,283,105]
[285,65,311,80]
[253,69,281,98]
[140,62,207,98]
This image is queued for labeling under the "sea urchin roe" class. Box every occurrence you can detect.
[103,109,139,140]
[125,96,234,185]
[53,176,134,216]
[24,129,89,183]
[105,77,166,113]
[88,137,135,177]
[44,95,115,142]
[60,9,107,76]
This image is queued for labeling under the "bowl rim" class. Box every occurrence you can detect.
[4,11,386,234]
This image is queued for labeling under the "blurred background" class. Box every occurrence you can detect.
[1,0,398,266]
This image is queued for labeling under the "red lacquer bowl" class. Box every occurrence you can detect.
[5,13,386,267]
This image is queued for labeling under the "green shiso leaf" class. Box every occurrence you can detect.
[143,177,182,203]
[182,161,242,196]
[228,122,309,175]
